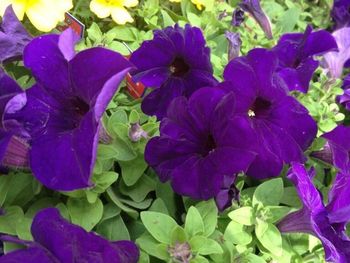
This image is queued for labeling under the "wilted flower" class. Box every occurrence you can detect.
[222,48,317,179]
[0,5,31,64]
[238,0,272,39]
[0,208,139,262]
[338,75,350,110]
[130,24,217,119]
[272,25,337,92]
[331,0,350,29]
[0,1,72,32]
[90,0,138,25]
[232,8,245,26]
[128,123,148,142]
[145,87,256,200]
[4,29,133,191]
[277,163,350,263]
[225,31,242,61]
[323,27,350,79]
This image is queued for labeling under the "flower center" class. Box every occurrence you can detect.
[71,97,90,117]
[248,97,272,118]
[168,242,192,263]
[169,57,190,77]
[202,134,216,157]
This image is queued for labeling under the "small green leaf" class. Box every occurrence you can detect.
[171,226,188,244]
[0,206,24,235]
[228,207,255,226]
[140,211,178,244]
[255,218,282,256]
[196,200,218,237]
[96,215,130,241]
[189,236,223,255]
[136,233,170,260]
[190,255,210,263]
[253,178,284,206]
[224,221,252,245]
[265,206,291,223]
[185,206,204,237]
[67,198,103,231]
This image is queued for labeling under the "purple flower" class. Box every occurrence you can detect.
[232,8,245,27]
[272,25,337,93]
[277,163,350,263]
[130,24,218,120]
[215,174,240,211]
[331,0,350,29]
[238,0,272,39]
[337,74,350,110]
[145,87,256,200]
[0,207,139,263]
[0,5,32,64]
[3,29,133,191]
[323,27,350,79]
[222,48,317,179]
[225,31,242,61]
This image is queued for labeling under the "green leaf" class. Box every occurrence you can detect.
[92,171,118,193]
[0,206,24,235]
[185,206,204,237]
[107,26,137,42]
[195,200,218,237]
[140,211,178,244]
[96,215,130,240]
[253,178,284,206]
[136,233,170,260]
[224,221,252,245]
[277,7,301,33]
[161,10,175,27]
[149,198,169,214]
[67,197,103,231]
[190,255,210,263]
[228,207,255,226]
[106,188,138,219]
[119,156,148,186]
[87,22,103,43]
[171,226,188,244]
[255,219,282,256]
[265,206,291,223]
[189,236,223,255]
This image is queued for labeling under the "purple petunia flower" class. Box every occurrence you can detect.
[221,48,317,179]
[3,29,133,190]
[238,0,272,39]
[232,8,245,27]
[0,207,139,263]
[0,5,32,64]
[272,25,337,93]
[144,87,256,200]
[323,27,350,79]
[337,74,350,110]
[331,0,350,29]
[130,24,218,120]
[277,163,350,263]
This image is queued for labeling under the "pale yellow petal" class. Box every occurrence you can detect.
[0,0,12,16]
[26,0,69,31]
[123,0,138,8]
[90,0,111,18]
[111,6,133,25]
[0,0,26,20]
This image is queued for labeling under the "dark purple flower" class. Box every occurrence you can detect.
[3,29,133,191]
[323,27,350,78]
[232,8,245,27]
[225,31,242,62]
[272,25,337,93]
[238,0,272,39]
[0,5,32,64]
[337,74,350,110]
[215,174,240,211]
[130,24,218,120]
[0,69,28,169]
[0,207,139,263]
[145,87,256,200]
[331,0,350,29]
[277,163,350,263]
[222,48,317,179]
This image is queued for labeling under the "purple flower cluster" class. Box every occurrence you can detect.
[130,24,320,210]
[0,208,139,263]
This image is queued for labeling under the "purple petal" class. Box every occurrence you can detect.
[0,246,58,263]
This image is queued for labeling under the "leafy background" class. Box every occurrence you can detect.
[1,0,346,262]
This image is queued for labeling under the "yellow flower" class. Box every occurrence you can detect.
[168,0,205,10]
[90,0,138,25]
[0,0,73,32]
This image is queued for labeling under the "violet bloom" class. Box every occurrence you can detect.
[3,29,133,190]
[225,31,242,61]
[272,25,337,93]
[130,24,218,119]
[337,74,350,110]
[0,5,32,64]
[222,48,317,179]
[145,87,256,200]
[0,208,139,263]
[232,8,245,27]
[323,27,350,79]
[238,0,272,39]
[0,69,28,169]
[331,0,350,29]
[277,163,350,263]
